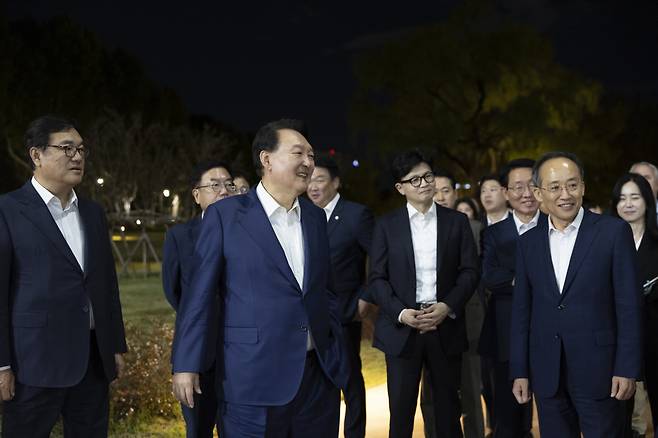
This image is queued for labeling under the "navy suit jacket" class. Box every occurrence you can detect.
[369,203,480,357]
[163,217,218,371]
[479,214,545,361]
[326,197,374,323]
[509,211,643,399]
[172,189,348,406]
[0,182,127,387]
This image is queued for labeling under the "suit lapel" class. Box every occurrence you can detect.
[435,204,452,274]
[538,215,561,297]
[300,198,318,295]
[239,191,302,293]
[326,197,343,237]
[77,198,94,276]
[561,211,598,298]
[395,207,416,298]
[17,182,82,274]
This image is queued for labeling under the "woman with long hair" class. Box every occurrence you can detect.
[611,172,658,436]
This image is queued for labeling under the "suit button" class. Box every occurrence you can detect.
[557,304,565,310]
[554,334,560,339]
[300,325,308,332]
[82,305,89,313]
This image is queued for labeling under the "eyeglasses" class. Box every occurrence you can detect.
[506,183,535,196]
[47,144,89,158]
[539,180,583,195]
[400,172,435,188]
[195,181,237,193]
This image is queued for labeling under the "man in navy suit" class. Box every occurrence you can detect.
[0,116,127,437]
[369,150,479,438]
[479,158,541,438]
[307,156,374,438]
[509,151,642,437]
[171,119,347,437]
[163,160,237,437]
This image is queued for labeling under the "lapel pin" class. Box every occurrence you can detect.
[334,215,339,220]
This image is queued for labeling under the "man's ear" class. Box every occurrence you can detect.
[259,150,270,173]
[395,182,405,196]
[332,177,341,191]
[29,147,41,167]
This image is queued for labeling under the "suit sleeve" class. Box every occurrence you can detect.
[368,219,406,321]
[356,206,375,303]
[173,205,223,373]
[441,214,480,315]
[509,239,531,379]
[481,227,515,296]
[99,208,128,354]
[612,221,643,378]
[162,229,182,310]
[0,208,12,367]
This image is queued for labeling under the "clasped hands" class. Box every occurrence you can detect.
[400,302,451,334]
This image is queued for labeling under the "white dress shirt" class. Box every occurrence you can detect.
[513,209,540,236]
[487,210,510,226]
[256,182,314,350]
[323,192,340,222]
[408,203,438,304]
[548,207,584,293]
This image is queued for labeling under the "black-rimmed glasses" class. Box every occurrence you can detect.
[195,181,237,193]
[47,144,89,158]
[399,172,435,188]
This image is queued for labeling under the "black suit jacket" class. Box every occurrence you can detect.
[0,181,127,387]
[369,203,480,357]
[326,197,374,323]
[639,233,658,326]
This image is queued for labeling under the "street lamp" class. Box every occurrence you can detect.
[162,189,170,198]
[96,178,104,185]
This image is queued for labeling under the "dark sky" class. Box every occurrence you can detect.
[6,0,658,152]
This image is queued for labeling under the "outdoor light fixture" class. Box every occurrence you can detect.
[464,183,472,189]
[163,189,170,198]
[120,225,126,232]
[352,160,360,168]
[96,178,104,185]
[135,219,142,226]
[455,183,462,189]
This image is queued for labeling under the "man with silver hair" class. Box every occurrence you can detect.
[630,161,658,219]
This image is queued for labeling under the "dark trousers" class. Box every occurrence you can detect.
[219,352,340,438]
[181,365,219,438]
[492,360,533,438]
[535,352,625,438]
[481,356,496,432]
[386,330,463,438]
[342,321,366,438]
[1,331,109,438]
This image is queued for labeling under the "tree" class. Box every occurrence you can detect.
[351,0,602,184]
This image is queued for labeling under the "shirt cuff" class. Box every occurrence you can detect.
[398,309,408,323]
[0,366,11,371]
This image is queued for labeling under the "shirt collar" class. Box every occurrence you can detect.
[487,210,509,226]
[256,181,300,218]
[31,176,78,210]
[407,202,436,220]
[548,207,584,234]
[323,192,340,217]
[512,209,540,234]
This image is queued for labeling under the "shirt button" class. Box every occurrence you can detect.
[82,305,89,313]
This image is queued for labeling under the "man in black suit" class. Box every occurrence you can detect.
[479,159,540,438]
[307,156,374,438]
[0,116,127,437]
[163,160,236,438]
[369,150,479,438]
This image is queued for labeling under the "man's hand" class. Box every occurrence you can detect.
[114,354,126,380]
[399,309,429,330]
[357,299,375,320]
[512,378,532,404]
[172,372,201,408]
[416,302,451,334]
[0,369,15,401]
[611,376,635,400]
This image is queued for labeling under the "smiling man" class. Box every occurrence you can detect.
[171,119,347,437]
[369,150,479,438]
[0,116,127,437]
[509,151,643,437]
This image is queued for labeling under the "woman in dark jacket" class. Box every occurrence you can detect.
[612,172,658,436]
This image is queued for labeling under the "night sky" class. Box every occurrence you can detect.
[6,0,658,152]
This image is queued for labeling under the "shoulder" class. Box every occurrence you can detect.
[300,196,324,219]
[377,206,405,226]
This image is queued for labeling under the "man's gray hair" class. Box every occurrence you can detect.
[629,161,658,179]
